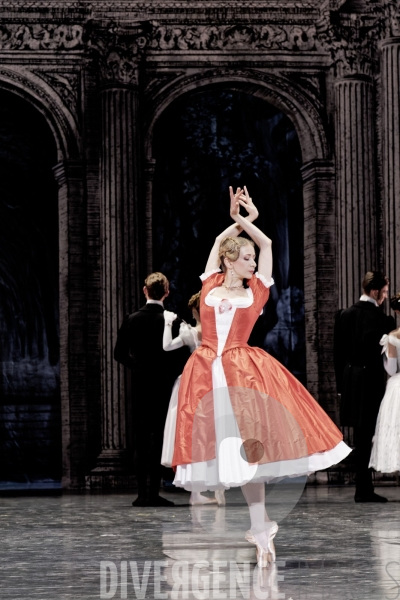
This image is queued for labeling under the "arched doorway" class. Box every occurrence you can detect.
[0,89,60,486]
[152,87,305,382]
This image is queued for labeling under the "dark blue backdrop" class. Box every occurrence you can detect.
[0,90,60,483]
[153,88,306,382]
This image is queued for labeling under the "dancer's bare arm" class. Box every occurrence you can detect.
[204,188,259,272]
[230,186,272,281]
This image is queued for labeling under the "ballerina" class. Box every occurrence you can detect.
[369,293,400,474]
[170,186,351,567]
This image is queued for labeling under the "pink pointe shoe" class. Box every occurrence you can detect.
[189,492,218,505]
[214,489,226,506]
[245,521,278,568]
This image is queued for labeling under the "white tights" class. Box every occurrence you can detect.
[241,482,271,541]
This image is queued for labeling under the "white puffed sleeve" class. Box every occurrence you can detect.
[380,334,389,357]
[380,334,398,376]
[199,268,221,282]
[255,272,275,289]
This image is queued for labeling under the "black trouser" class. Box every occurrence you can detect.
[353,422,376,497]
[134,416,165,499]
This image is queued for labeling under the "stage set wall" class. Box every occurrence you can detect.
[0,0,398,489]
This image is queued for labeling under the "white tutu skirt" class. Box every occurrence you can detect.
[173,356,351,492]
[369,373,400,473]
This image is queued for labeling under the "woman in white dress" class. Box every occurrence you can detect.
[369,294,400,474]
[162,292,226,506]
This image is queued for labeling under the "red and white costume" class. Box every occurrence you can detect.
[172,270,351,491]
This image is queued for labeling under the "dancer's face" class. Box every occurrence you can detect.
[370,285,389,306]
[230,244,257,280]
[377,284,389,306]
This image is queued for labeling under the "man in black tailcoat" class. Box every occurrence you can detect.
[114,272,189,507]
[334,271,395,502]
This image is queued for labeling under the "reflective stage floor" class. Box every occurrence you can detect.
[1,485,399,599]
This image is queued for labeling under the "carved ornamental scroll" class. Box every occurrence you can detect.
[148,23,321,52]
[0,23,83,50]
[0,21,325,55]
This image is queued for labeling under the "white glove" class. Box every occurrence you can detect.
[384,356,398,376]
[179,323,197,352]
[164,310,177,325]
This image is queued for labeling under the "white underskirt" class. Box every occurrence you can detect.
[174,441,351,492]
[161,376,181,468]
[174,355,351,492]
[369,372,400,473]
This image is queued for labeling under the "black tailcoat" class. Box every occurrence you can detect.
[334,301,394,428]
[115,303,189,424]
[114,303,190,498]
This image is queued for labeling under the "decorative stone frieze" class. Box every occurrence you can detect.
[148,23,321,52]
[0,23,83,50]
[0,1,321,9]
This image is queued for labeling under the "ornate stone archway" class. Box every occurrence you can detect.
[145,70,329,163]
[0,66,87,488]
[144,71,334,409]
[0,68,79,160]
[0,0,398,487]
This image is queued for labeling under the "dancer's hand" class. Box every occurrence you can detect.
[229,186,243,219]
[164,310,177,325]
[239,186,258,221]
[204,185,258,273]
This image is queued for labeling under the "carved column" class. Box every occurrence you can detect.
[301,160,337,419]
[317,10,380,307]
[144,159,156,275]
[53,160,87,487]
[335,74,377,307]
[381,37,400,291]
[90,25,148,475]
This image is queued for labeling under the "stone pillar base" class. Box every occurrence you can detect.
[91,449,127,474]
[85,474,137,490]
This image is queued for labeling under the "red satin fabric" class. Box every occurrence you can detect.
[172,272,343,467]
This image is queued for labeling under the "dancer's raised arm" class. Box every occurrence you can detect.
[163,311,198,353]
[204,187,259,273]
[229,186,272,281]
[163,311,184,351]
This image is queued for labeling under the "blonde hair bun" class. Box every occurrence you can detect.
[218,237,254,272]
